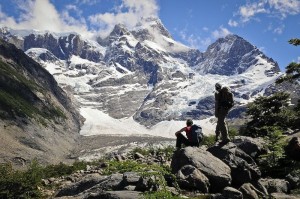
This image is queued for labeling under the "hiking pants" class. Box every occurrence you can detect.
[215,107,230,141]
[176,134,199,149]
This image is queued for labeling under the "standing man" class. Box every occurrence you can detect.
[214,83,234,144]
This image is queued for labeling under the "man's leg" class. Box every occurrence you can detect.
[218,108,230,143]
[215,116,221,142]
[176,134,190,149]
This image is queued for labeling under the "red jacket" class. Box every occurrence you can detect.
[185,126,192,141]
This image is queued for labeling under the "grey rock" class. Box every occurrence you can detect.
[134,152,145,160]
[208,142,261,187]
[222,187,243,199]
[270,193,300,199]
[55,174,107,197]
[259,178,290,194]
[84,190,143,199]
[171,147,231,192]
[285,174,300,189]
[239,183,266,199]
[177,165,210,193]
[122,172,140,185]
[284,137,300,161]
[233,136,267,159]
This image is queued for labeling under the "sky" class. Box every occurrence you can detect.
[0,0,299,71]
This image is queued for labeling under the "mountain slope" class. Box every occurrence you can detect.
[0,39,83,167]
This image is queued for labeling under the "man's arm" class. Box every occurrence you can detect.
[215,92,219,117]
[175,127,186,136]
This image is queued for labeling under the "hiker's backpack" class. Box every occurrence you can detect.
[190,124,203,144]
[220,87,234,109]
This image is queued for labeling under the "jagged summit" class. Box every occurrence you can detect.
[137,17,172,38]
[195,34,280,76]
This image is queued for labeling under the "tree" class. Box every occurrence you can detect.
[244,92,296,137]
[276,38,300,84]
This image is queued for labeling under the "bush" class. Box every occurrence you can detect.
[201,134,215,147]
[0,159,88,198]
[0,162,42,198]
[131,146,175,161]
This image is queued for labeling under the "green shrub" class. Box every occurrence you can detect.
[201,134,215,147]
[131,146,175,161]
[0,162,42,198]
[228,127,239,138]
[0,159,88,198]
[258,127,287,177]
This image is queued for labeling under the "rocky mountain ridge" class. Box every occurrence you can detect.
[0,18,288,135]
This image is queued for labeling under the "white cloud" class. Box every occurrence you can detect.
[237,0,300,23]
[0,0,91,37]
[258,46,266,53]
[202,27,209,31]
[179,29,211,51]
[273,24,285,34]
[212,27,231,39]
[76,0,99,5]
[297,56,300,62]
[179,26,232,51]
[239,2,268,22]
[228,19,238,27]
[268,0,300,18]
[89,0,159,38]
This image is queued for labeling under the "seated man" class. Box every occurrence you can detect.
[175,119,201,149]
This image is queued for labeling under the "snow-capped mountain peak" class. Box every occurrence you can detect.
[0,22,285,138]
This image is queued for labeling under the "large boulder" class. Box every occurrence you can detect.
[208,142,261,187]
[176,165,210,193]
[284,137,300,161]
[239,183,267,199]
[233,136,267,159]
[285,173,300,189]
[270,193,300,199]
[171,147,231,192]
[84,190,143,199]
[222,187,243,199]
[55,174,107,197]
[259,178,290,194]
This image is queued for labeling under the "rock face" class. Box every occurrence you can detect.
[195,34,280,75]
[0,38,82,166]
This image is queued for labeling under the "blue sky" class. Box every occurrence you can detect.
[0,0,299,71]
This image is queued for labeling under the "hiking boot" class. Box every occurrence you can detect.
[220,138,231,144]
